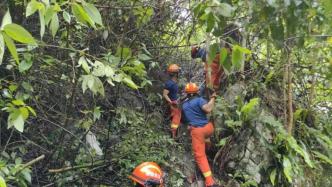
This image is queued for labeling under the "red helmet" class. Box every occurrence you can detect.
[185,82,199,94]
[167,64,180,73]
[129,162,164,186]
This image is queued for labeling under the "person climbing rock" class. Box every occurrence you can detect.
[163,64,181,139]
[182,82,222,187]
[191,24,241,93]
[191,45,225,92]
[129,162,164,187]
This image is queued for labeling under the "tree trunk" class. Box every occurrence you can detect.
[287,51,293,134]
[283,54,288,129]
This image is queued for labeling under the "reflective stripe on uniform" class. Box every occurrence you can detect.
[203,171,212,177]
[171,123,179,129]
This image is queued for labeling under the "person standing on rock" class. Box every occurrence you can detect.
[182,82,221,187]
[163,64,181,139]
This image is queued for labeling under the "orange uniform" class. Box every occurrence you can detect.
[192,47,226,90]
[169,103,181,130]
[164,64,181,138]
[190,122,215,186]
[204,54,224,90]
[182,83,218,187]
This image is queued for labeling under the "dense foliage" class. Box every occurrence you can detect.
[0,0,331,186]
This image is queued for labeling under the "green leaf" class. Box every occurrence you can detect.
[133,7,154,27]
[112,73,123,82]
[241,98,260,115]
[1,11,12,29]
[15,157,22,165]
[0,33,4,64]
[300,142,314,168]
[138,54,152,61]
[41,0,50,7]
[72,3,95,28]
[19,107,29,120]
[232,45,244,71]
[0,176,6,187]
[216,3,233,17]
[217,137,228,147]
[93,106,101,121]
[8,110,25,132]
[78,56,91,73]
[92,61,105,76]
[116,47,132,59]
[92,76,104,96]
[236,45,251,54]
[19,59,33,72]
[206,13,215,33]
[52,3,61,12]
[81,75,90,93]
[270,169,276,186]
[83,3,103,26]
[50,13,59,38]
[22,169,31,183]
[38,10,45,39]
[193,3,203,16]
[220,48,231,74]
[312,151,332,165]
[282,156,293,183]
[287,137,314,168]
[123,77,139,89]
[81,75,105,96]
[3,24,36,44]
[44,7,54,25]
[9,84,18,92]
[241,180,258,187]
[104,65,115,77]
[265,71,275,84]
[208,43,219,64]
[22,81,34,92]
[2,33,19,63]
[259,111,286,133]
[26,106,36,116]
[12,99,25,106]
[63,11,71,24]
[26,0,43,17]
[219,48,228,64]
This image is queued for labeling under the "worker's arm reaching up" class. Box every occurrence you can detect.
[202,92,217,113]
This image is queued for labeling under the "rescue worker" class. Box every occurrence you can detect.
[163,64,181,138]
[191,24,241,92]
[129,162,164,187]
[191,45,225,92]
[182,82,221,187]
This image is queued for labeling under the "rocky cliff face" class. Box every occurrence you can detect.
[212,82,277,186]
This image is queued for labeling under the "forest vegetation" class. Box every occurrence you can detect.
[0,0,331,186]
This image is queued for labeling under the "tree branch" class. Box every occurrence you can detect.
[15,155,45,175]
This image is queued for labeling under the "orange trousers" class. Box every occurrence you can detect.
[205,54,224,90]
[190,122,215,186]
[170,104,181,131]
